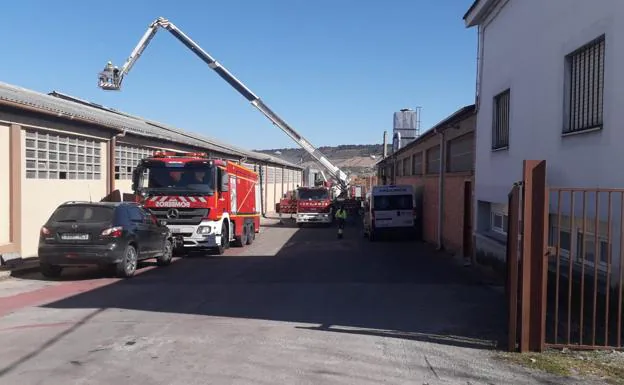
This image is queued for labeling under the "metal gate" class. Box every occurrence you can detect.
[506,160,624,352]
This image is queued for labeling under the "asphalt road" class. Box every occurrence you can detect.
[0,218,601,384]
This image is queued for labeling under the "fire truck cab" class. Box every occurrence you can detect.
[132,151,260,255]
[294,186,334,226]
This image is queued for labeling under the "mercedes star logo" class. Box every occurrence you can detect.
[167,209,179,219]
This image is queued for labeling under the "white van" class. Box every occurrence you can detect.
[362,184,416,241]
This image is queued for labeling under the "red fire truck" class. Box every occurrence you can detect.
[278,186,334,226]
[131,151,260,255]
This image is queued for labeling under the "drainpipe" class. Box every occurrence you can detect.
[264,164,269,217]
[108,130,126,194]
[258,164,266,218]
[436,128,445,250]
[474,24,483,109]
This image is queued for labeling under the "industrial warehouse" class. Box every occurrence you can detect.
[0,81,303,263]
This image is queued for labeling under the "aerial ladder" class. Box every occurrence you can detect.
[97,16,350,195]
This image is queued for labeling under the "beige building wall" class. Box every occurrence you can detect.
[0,124,10,245]
[115,180,133,195]
[20,131,108,258]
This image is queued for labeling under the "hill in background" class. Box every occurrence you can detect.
[255,144,390,176]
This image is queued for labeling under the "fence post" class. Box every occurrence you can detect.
[522,160,549,352]
[506,183,521,352]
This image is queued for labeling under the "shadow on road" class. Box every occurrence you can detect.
[31,218,508,352]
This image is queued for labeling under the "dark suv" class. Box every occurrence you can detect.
[38,201,174,278]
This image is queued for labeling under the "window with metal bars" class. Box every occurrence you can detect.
[426,146,440,174]
[412,152,423,175]
[446,132,474,173]
[267,166,275,183]
[564,35,605,134]
[115,145,154,180]
[492,89,510,150]
[24,129,102,180]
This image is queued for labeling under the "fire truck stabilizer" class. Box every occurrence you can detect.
[130,151,260,255]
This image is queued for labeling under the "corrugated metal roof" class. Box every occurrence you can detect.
[0,81,301,169]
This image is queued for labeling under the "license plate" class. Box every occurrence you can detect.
[61,233,89,241]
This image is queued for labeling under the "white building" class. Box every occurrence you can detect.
[464,0,621,278]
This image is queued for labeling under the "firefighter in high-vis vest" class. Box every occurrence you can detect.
[335,205,347,238]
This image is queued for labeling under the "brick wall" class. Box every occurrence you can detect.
[377,106,476,256]
[395,175,438,245]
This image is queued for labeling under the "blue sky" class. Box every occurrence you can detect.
[0,0,477,150]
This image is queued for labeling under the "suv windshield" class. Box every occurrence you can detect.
[373,194,413,210]
[297,188,329,200]
[50,205,114,223]
[140,163,216,195]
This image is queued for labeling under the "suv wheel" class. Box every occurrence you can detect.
[156,239,173,266]
[116,244,138,278]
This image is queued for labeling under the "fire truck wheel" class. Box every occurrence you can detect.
[116,244,138,278]
[156,239,173,266]
[213,222,229,255]
[234,223,248,247]
[246,223,255,245]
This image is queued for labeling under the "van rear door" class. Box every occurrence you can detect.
[373,194,414,228]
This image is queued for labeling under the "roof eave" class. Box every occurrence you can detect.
[463,0,497,27]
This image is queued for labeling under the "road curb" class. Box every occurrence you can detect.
[0,260,41,280]
[0,270,12,282]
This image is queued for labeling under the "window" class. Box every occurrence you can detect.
[126,205,145,223]
[576,231,609,265]
[491,206,508,235]
[275,167,283,183]
[138,206,157,224]
[141,163,216,194]
[115,145,154,180]
[492,89,510,150]
[564,35,605,134]
[49,204,114,223]
[402,158,409,176]
[412,152,423,175]
[426,146,440,174]
[267,167,275,183]
[447,132,474,173]
[25,130,102,180]
[373,194,413,210]
[297,188,329,200]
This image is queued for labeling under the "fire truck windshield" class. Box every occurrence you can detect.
[297,188,329,200]
[140,164,216,195]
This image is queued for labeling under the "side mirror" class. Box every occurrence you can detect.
[220,172,229,192]
[158,219,168,227]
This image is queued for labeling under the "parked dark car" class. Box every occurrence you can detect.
[38,201,174,278]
